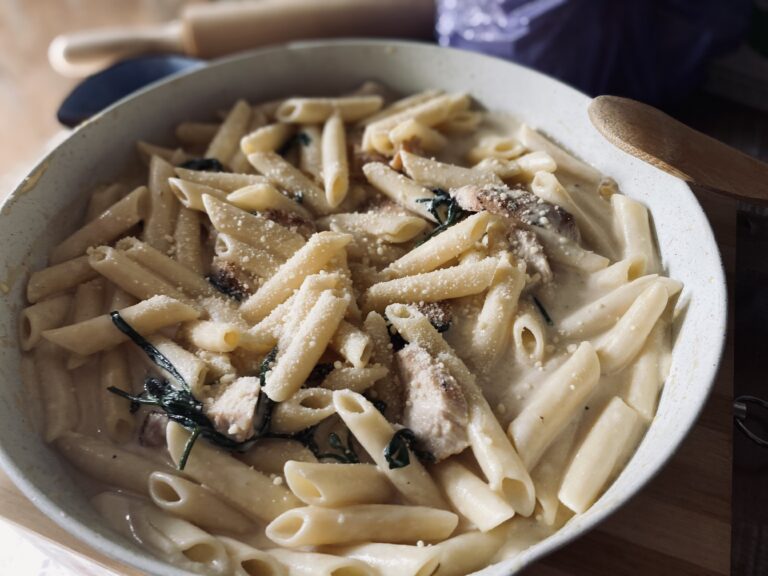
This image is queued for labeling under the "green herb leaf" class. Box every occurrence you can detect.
[414,189,470,245]
[110,311,188,389]
[384,428,435,469]
[178,158,225,172]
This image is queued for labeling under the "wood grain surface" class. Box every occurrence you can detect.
[0,2,754,575]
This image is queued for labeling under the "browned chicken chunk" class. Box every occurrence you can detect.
[395,343,470,461]
[262,209,316,239]
[203,376,261,442]
[454,183,579,242]
[415,301,453,333]
[509,227,553,284]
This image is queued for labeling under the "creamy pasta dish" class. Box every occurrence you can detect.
[19,84,680,576]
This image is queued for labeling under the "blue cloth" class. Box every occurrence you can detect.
[436,0,752,104]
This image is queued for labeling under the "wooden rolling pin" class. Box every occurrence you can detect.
[49,0,436,77]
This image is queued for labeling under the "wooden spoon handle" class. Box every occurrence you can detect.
[588,95,768,204]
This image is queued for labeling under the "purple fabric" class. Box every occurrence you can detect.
[436,0,752,104]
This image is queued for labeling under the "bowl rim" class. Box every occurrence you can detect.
[0,38,728,576]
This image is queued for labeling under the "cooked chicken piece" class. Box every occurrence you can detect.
[415,301,453,333]
[139,412,167,448]
[454,183,579,242]
[509,227,553,284]
[395,343,470,461]
[203,376,261,442]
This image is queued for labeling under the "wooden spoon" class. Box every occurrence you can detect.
[588,95,768,204]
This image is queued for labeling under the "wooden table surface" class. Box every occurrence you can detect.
[0,1,757,575]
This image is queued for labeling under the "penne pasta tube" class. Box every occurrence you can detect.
[230,108,271,173]
[438,108,483,134]
[166,422,300,522]
[182,320,241,353]
[218,537,287,576]
[268,549,374,576]
[622,319,668,420]
[389,119,447,153]
[509,342,600,469]
[319,364,388,392]
[284,462,394,507]
[99,345,137,444]
[116,236,215,298]
[333,390,448,509]
[585,256,645,293]
[559,397,642,513]
[174,207,204,274]
[358,89,443,127]
[558,275,681,338]
[206,99,252,164]
[35,341,79,442]
[365,257,497,311]
[266,504,458,547]
[240,231,352,323]
[330,321,372,368]
[241,123,295,155]
[531,417,581,526]
[43,295,200,356]
[50,186,148,264]
[517,124,602,183]
[468,135,526,164]
[595,282,669,374]
[512,308,547,363]
[612,193,660,275]
[431,529,506,576]
[432,459,515,531]
[321,113,350,208]
[85,183,126,222]
[214,233,282,279]
[385,304,535,515]
[276,96,384,123]
[362,162,437,222]
[278,273,343,341]
[400,151,502,189]
[169,177,229,211]
[385,212,491,277]
[19,294,72,351]
[93,492,231,576]
[203,194,305,259]
[227,184,312,219]
[319,212,427,244]
[56,432,176,494]
[27,256,98,303]
[269,388,336,434]
[174,167,269,192]
[143,155,179,253]
[88,246,188,302]
[470,254,526,365]
[534,227,610,273]
[332,543,440,576]
[264,291,348,401]
[148,472,254,533]
[247,151,333,215]
[237,438,317,475]
[363,93,469,155]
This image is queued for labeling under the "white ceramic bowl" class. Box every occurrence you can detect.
[0,40,726,576]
